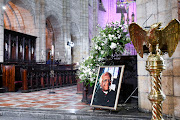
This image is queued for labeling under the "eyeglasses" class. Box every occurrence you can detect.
[102,79,110,83]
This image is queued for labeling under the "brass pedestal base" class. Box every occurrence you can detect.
[146,54,166,120]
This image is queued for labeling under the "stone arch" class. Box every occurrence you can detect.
[4,0,35,16]
[70,22,81,63]
[4,0,36,36]
[45,14,62,61]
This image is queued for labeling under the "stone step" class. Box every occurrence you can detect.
[0,108,151,120]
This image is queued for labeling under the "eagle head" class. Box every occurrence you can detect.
[150,22,161,30]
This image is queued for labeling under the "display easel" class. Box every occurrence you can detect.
[117,86,138,111]
[123,86,138,104]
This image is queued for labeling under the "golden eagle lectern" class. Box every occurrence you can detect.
[129,19,180,120]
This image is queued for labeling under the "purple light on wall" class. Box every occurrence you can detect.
[98,0,136,28]
[98,0,137,55]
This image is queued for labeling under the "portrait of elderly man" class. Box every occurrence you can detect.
[92,72,116,107]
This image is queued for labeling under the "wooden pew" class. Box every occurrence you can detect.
[1,63,77,93]
[21,64,77,92]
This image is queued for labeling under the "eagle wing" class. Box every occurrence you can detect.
[129,23,147,58]
[160,19,180,57]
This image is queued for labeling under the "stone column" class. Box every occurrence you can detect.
[172,1,180,117]
[0,0,4,62]
[80,0,89,60]
[62,0,71,64]
[136,0,179,118]
[35,0,46,62]
[93,0,98,37]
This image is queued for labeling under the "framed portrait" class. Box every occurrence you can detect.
[90,65,125,110]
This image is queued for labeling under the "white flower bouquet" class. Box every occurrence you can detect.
[78,21,131,86]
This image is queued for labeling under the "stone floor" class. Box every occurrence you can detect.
[0,86,88,111]
[0,85,175,120]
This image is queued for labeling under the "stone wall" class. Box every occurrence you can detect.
[0,0,95,63]
[136,0,180,118]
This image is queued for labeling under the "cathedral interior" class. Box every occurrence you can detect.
[0,0,180,119]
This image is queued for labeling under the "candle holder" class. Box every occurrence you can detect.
[49,51,56,94]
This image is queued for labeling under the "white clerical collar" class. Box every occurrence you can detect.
[103,91,108,94]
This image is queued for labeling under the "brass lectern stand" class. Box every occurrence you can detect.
[129,19,180,120]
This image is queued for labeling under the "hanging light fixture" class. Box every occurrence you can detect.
[116,0,121,7]
[131,1,135,22]
[131,12,135,22]
[116,0,126,13]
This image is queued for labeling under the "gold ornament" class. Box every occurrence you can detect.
[129,19,180,58]
[129,19,180,120]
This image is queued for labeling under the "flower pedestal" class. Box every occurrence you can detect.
[76,78,83,94]
[81,83,94,104]
[82,84,88,103]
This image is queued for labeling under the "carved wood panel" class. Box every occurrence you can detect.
[2,65,15,92]
[4,29,36,63]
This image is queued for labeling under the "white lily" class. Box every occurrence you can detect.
[110,42,117,49]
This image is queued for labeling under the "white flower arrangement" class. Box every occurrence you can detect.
[78,21,131,86]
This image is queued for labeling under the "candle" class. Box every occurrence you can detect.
[20,45,22,53]
[52,45,54,55]
[57,52,60,59]
[32,47,34,54]
[41,50,44,56]
[5,43,8,51]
